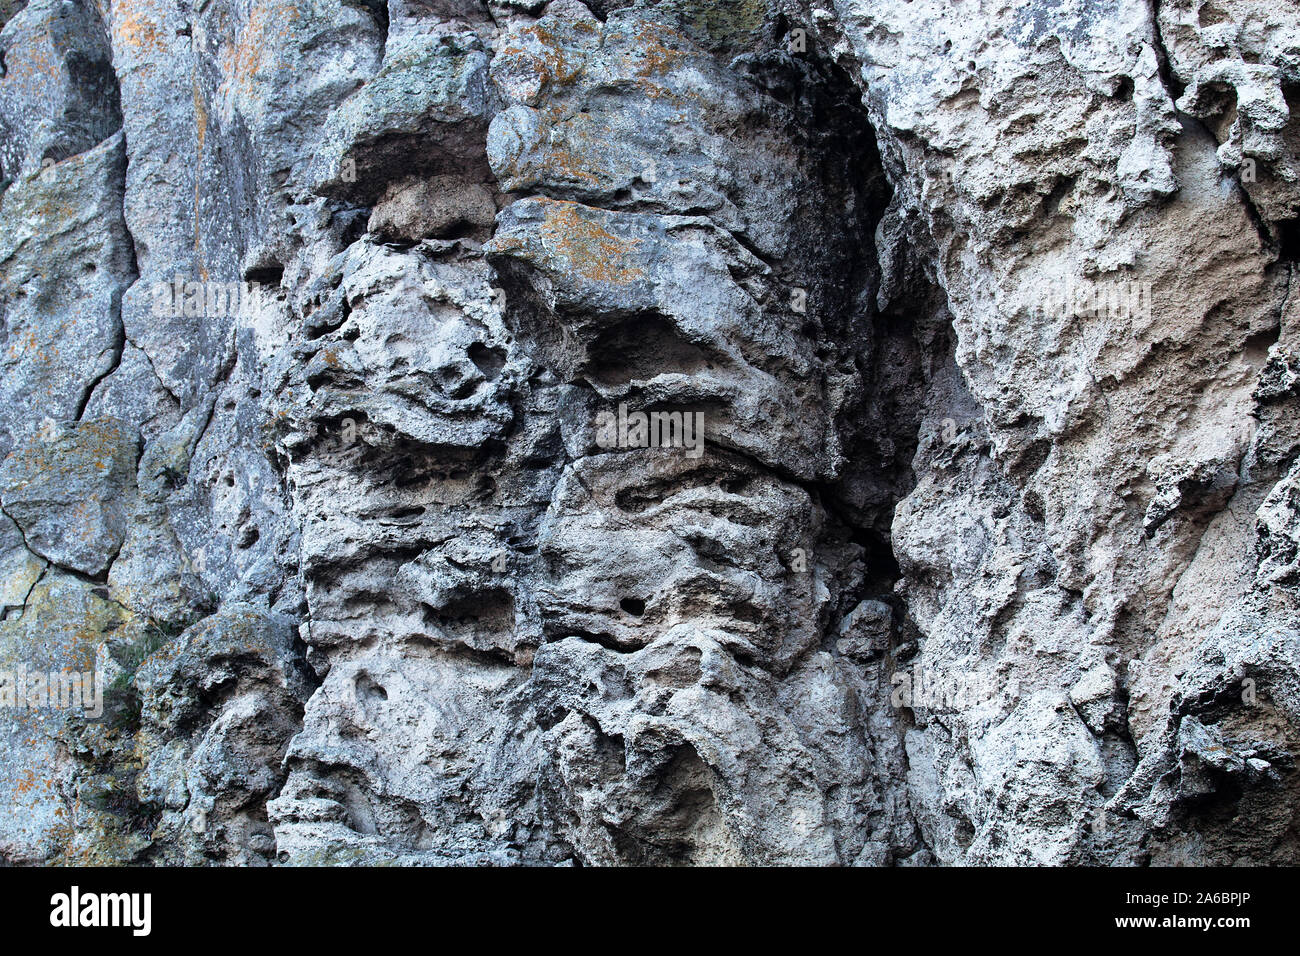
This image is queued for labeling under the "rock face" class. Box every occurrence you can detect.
[0,0,1297,866]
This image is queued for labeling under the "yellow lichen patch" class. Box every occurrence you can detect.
[192,70,208,274]
[536,200,646,285]
[3,416,130,485]
[632,77,689,103]
[8,37,60,87]
[5,329,42,363]
[112,4,168,57]
[0,559,43,607]
[527,111,611,188]
[489,235,525,254]
[219,4,302,102]
[623,20,693,79]
[497,20,591,99]
[13,577,134,673]
[193,74,208,154]
[12,767,52,798]
[31,185,81,229]
[671,0,768,49]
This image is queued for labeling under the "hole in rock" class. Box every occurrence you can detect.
[354,672,388,704]
[244,264,285,285]
[584,313,717,388]
[1274,218,1300,262]
[468,342,507,380]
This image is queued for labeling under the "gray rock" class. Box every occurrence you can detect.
[0,417,137,577]
[0,0,1298,868]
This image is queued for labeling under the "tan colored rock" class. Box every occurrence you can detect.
[367,175,498,241]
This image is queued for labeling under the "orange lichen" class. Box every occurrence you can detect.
[9,37,60,87]
[529,111,609,188]
[626,21,692,78]
[497,21,589,98]
[219,4,302,100]
[113,6,168,57]
[535,200,645,285]
[193,71,208,276]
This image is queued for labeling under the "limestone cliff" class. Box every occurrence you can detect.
[1,0,1298,865]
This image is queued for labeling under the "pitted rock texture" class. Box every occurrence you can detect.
[0,0,1298,866]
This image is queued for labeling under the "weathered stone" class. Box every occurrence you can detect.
[368,175,498,241]
[0,0,1298,868]
[0,0,121,181]
[0,416,137,577]
[0,133,134,455]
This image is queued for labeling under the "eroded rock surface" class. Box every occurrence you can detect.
[1,0,1298,866]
